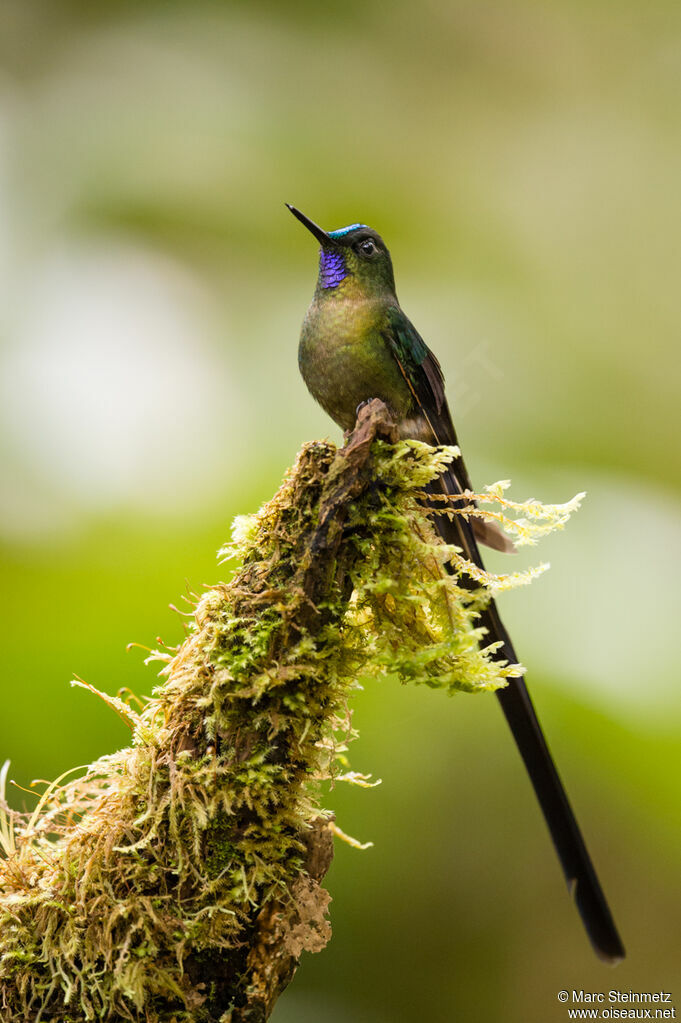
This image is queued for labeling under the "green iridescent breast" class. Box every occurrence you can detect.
[298,293,414,431]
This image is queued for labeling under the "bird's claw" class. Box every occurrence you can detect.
[344,398,379,441]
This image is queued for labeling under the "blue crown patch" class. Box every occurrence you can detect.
[327,223,366,239]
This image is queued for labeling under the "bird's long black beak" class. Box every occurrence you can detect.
[286,204,335,247]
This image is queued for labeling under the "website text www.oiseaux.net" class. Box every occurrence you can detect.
[557,990,675,1020]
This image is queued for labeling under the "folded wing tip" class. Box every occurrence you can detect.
[472,518,517,554]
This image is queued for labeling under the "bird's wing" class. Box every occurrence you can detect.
[383,306,513,553]
[384,307,466,457]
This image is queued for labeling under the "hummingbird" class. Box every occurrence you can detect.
[287,203,625,964]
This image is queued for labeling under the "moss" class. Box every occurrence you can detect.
[0,401,581,1021]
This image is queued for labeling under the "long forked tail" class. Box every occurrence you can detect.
[428,473,625,963]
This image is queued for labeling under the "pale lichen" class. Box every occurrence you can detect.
[0,401,581,1022]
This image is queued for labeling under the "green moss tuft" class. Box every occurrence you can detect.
[0,402,580,1021]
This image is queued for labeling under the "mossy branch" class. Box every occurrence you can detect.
[0,400,581,1022]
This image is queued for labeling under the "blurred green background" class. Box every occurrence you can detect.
[1,2,680,1020]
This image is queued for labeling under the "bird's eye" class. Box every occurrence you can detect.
[359,238,378,256]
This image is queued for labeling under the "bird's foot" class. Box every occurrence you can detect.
[343,399,379,441]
